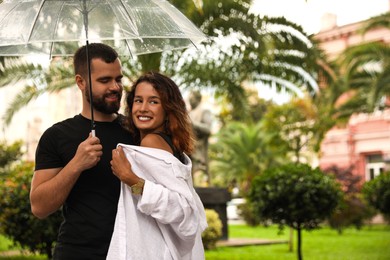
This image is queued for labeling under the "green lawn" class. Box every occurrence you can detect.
[1,224,389,260]
[206,224,390,260]
[0,236,13,252]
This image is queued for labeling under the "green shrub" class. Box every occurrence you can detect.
[363,172,390,222]
[201,209,222,250]
[0,141,23,176]
[237,200,261,226]
[323,165,375,233]
[0,161,62,258]
[328,194,375,233]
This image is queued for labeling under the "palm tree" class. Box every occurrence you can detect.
[84,0,328,109]
[334,12,390,121]
[172,1,325,119]
[360,12,390,33]
[209,120,287,193]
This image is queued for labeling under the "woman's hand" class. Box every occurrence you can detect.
[111,146,141,186]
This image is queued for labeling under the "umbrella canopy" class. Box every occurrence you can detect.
[0,0,207,135]
[0,0,207,57]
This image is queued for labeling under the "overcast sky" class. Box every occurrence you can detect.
[250,0,389,34]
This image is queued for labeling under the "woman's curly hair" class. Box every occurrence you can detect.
[125,71,195,155]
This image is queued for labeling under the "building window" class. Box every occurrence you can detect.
[365,154,384,181]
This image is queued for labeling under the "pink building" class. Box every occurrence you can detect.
[315,10,390,184]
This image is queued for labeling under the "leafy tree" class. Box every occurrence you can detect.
[217,89,273,125]
[262,97,319,162]
[249,163,342,260]
[260,95,340,254]
[362,172,390,222]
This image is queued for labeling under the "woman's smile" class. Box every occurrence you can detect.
[132,82,166,137]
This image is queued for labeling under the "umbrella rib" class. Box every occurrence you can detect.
[0,3,18,24]
[49,1,67,57]
[27,0,46,43]
[105,0,138,58]
[117,0,140,32]
[124,39,134,59]
[189,39,199,50]
[116,0,139,58]
[117,0,142,39]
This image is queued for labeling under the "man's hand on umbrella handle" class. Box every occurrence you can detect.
[73,133,103,171]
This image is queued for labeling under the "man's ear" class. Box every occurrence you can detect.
[75,74,86,90]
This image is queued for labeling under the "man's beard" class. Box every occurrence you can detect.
[85,88,122,114]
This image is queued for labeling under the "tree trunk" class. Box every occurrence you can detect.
[297,225,303,260]
[46,244,53,259]
[289,227,294,252]
[289,146,298,254]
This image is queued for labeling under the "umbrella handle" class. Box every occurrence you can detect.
[83,1,95,136]
[85,40,96,136]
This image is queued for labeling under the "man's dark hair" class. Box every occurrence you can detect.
[73,43,119,77]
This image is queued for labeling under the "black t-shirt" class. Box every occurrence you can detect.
[35,114,133,260]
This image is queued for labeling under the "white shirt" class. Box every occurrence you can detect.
[107,144,207,260]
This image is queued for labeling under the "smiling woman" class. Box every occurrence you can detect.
[131,81,167,139]
[108,71,207,259]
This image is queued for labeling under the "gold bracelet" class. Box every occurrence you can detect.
[130,178,145,195]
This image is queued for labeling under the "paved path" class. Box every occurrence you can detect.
[217,238,288,247]
[0,250,32,256]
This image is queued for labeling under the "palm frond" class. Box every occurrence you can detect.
[1,58,75,126]
[2,85,43,125]
[360,12,390,34]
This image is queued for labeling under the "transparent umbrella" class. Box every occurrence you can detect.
[0,0,206,56]
[0,0,207,135]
